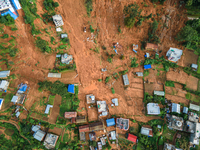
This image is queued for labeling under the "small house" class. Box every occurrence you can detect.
[188,112,199,123]
[79,125,90,133]
[33,130,46,141]
[16,112,20,118]
[191,64,198,71]
[43,133,59,149]
[0,80,9,91]
[17,83,27,93]
[144,64,152,70]
[48,73,61,78]
[11,95,19,104]
[144,53,150,58]
[141,126,153,137]
[184,121,195,133]
[0,70,10,78]
[190,103,200,112]
[122,74,129,86]
[11,93,26,104]
[32,125,41,132]
[64,112,77,118]
[52,14,64,27]
[190,123,200,145]
[133,44,138,50]
[100,137,106,146]
[97,142,102,150]
[116,118,129,131]
[147,103,160,115]
[61,54,73,64]
[106,118,115,127]
[68,84,75,94]
[89,132,96,141]
[112,98,118,106]
[79,132,86,141]
[154,91,165,96]
[97,101,108,116]
[183,107,188,114]
[61,34,68,39]
[145,43,158,51]
[136,72,143,77]
[167,115,183,131]
[126,133,137,143]
[44,104,53,114]
[89,122,104,131]
[86,94,95,104]
[166,48,183,62]
[76,116,87,124]
[0,98,4,110]
[171,103,180,114]
[110,131,116,140]
[164,143,176,150]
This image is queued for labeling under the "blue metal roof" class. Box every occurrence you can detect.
[68,84,75,94]
[106,118,115,127]
[1,10,18,20]
[18,83,27,92]
[144,64,152,69]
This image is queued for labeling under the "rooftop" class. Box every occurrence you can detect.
[188,112,199,123]
[89,122,104,131]
[97,101,107,113]
[164,143,176,150]
[61,54,73,64]
[48,73,61,78]
[141,126,153,137]
[183,107,188,114]
[154,91,165,96]
[122,74,129,85]
[171,103,180,114]
[190,103,200,112]
[89,132,96,141]
[127,133,137,143]
[183,121,195,133]
[106,118,115,127]
[112,98,118,106]
[116,118,129,131]
[0,70,10,78]
[146,43,158,50]
[147,103,160,115]
[86,94,95,104]
[79,132,86,141]
[68,84,75,94]
[144,64,152,70]
[52,14,64,27]
[44,133,59,149]
[166,47,183,62]
[64,112,77,118]
[136,72,143,77]
[79,125,89,132]
[0,80,9,91]
[33,130,46,141]
[168,115,183,131]
[0,98,4,110]
[44,104,53,114]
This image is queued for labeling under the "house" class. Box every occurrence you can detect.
[164,143,176,150]
[89,146,95,150]
[44,104,53,114]
[110,131,116,140]
[43,133,59,149]
[144,64,152,70]
[188,112,199,123]
[97,101,108,116]
[89,122,104,131]
[97,142,102,150]
[15,111,20,118]
[17,83,27,93]
[64,112,77,118]
[167,115,183,131]
[32,125,41,132]
[52,14,64,27]
[79,125,90,132]
[145,43,158,50]
[11,95,18,104]
[190,103,200,112]
[89,132,96,141]
[79,132,86,141]
[0,98,4,110]
[0,70,10,78]
[191,64,198,71]
[183,121,195,133]
[154,91,165,96]
[11,93,26,104]
[136,72,143,77]
[76,116,87,124]
[0,80,9,91]
[116,118,129,131]
[126,133,137,143]
[61,34,68,39]
[122,74,129,86]
[68,84,75,94]
[106,118,115,127]
[0,0,21,20]
[112,98,118,106]
[100,137,106,145]
[48,73,61,78]
[166,48,183,62]
[190,123,200,145]
[33,130,46,141]
[147,103,160,115]
[86,94,95,104]
[171,103,180,114]
[141,126,153,137]
[183,107,188,114]
[61,54,73,64]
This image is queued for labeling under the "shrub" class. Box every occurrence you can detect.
[118,26,122,33]
[102,45,106,50]
[11,27,18,31]
[105,76,111,83]
[124,17,135,28]
[90,25,95,33]
[120,55,125,60]
[2,34,9,39]
[43,0,59,11]
[85,0,93,16]
[165,81,175,87]
[36,37,52,53]
[107,57,112,63]
[111,87,115,94]
[0,15,15,26]
[131,57,139,68]
[61,38,70,45]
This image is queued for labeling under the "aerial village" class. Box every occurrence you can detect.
[0,0,200,150]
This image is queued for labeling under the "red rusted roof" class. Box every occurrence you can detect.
[146,43,158,50]
[71,117,76,123]
[127,134,137,143]
[79,125,89,132]
[64,112,77,118]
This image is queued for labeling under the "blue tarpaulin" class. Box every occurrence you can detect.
[68,84,75,94]
[19,83,27,92]
[106,118,115,127]
[144,64,152,69]
[1,10,18,20]
[133,49,137,53]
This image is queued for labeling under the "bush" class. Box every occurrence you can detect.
[165,81,175,87]
[85,0,93,16]
[90,25,95,33]
[102,45,106,50]
[0,15,15,26]
[124,17,136,28]
[118,26,122,33]
[107,57,112,63]
[11,27,18,31]
[111,87,115,94]
[2,34,9,39]
[43,0,59,11]
[36,37,52,53]
[105,76,111,83]
[131,57,139,68]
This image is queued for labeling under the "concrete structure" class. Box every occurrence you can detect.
[44,104,53,114]
[184,121,195,133]
[48,73,61,78]
[0,80,9,91]
[0,98,4,110]
[191,64,198,71]
[43,133,59,149]
[33,130,46,141]
[112,98,118,106]
[61,54,73,64]
[190,123,200,145]
[136,72,143,77]
[0,70,10,78]
[145,43,158,50]
[188,112,199,123]
[171,103,180,114]
[164,143,176,150]
[147,103,160,115]
[97,101,108,116]
[141,126,153,137]
[167,115,183,131]
[79,132,86,141]
[64,112,77,118]
[154,91,165,96]
[122,74,129,85]
[52,14,64,27]
[86,94,95,104]
[166,48,183,62]
[116,118,129,131]
[183,107,188,114]
[190,103,200,111]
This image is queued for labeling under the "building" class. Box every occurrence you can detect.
[154,91,165,96]
[188,112,199,123]
[168,115,183,131]
[68,84,75,94]
[64,112,77,118]
[0,80,9,91]
[106,118,115,127]
[191,64,198,71]
[145,52,150,58]
[141,126,153,137]
[97,142,102,150]
[183,121,195,133]
[133,44,138,50]
[61,34,68,39]
[86,94,95,104]
[48,73,61,78]
[89,122,104,131]
[190,103,200,112]
[61,54,73,64]
[52,14,64,27]
[33,130,46,141]
[0,98,4,110]
[145,43,158,50]
[0,0,21,20]
[89,132,96,141]
[100,137,106,145]
[97,101,108,116]
[126,133,137,143]
[183,107,188,114]
[144,64,152,70]
[44,104,53,114]
[110,131,116,140]
[11,93,26,104]
[43,133,59,149]
[79,132,86,141]
[171,103,180,114]
[136,72,143,77]
[164,143,176,150]
[112,98,118,106]
[116,118,129,131]
[15,111,20,118]
[75,116,87,124]
[17,83,27,93]
[32,125,41,132]
[166,48,183,62]
[147,103,160,115]
[79,125,90,133]
[0,70,10,78]
[190,123,200,145]
[122,74,129,86]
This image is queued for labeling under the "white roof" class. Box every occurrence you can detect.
[44,104,53,114]
[190,103,200,111]
[172,103,180,113]
[32,125,41,132]
[0,80,9,90]
[183,107,188,114]
[48,73,61,78]
[141,127,152,137]
[147,103,160,115]
[0,98,4,110]
[123,74,129,85]
[112,98,118,106]
[97,101,107,113]
[191,64,198,69]
[0,70,10,78]
[166,47,183,62]
[154,91,165,96]
[33,130,46,141]
[56,27,62,32]
[136,72,143,76]
[16,112,20,118]
[52,14,64,27]
[11,96,18,103]
[110,131,116,140]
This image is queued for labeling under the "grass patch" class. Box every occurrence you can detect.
[185,92,191,100]
[4,128,14,136]
[165,81,175,87]
[48,95,55,105]
[63,133,71,143]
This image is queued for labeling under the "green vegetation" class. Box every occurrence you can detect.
[85,0,93,17]
[175,133,190,150]
[102,45,107,50]
[119,69,128,75]
[107,57,112,63]
[165,81,175,87]
[118,25,122,33]
[90,25,95,33]
[43,0,59,11]
[35,37,52,53]
[2,34,9,39]
[148,20,160,44]
[0,15,15,26]
[130,57,139,68]
[105,76,111,83]
[151,0,166,5]
[48,95,55,105]
[111,87,115,94]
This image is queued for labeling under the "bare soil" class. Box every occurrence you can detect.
[179,49,199,67]
[165,94,189,105]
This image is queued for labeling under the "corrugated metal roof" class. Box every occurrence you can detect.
[45,104,53,114]
[147,103,160,115]
[127,134,137,143]
[154,91,165,96]
[106,118,115,127]
[32,125,40,132]
[141,127,153,137]
[183,107,188,114]
[0,70,10,78]
[136,72,143,76]
[48,73,61,78]
[190,104,200,111]
[122,74,129,85]
[33,130,46,141]
[110,131,116,140]
[0,80,8,89]
[172,103,180,113]
[65,112,77,118]
[79,125,89,132]
[11,95,18,103]
[112,98,118,106]
[191,64,198,69]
